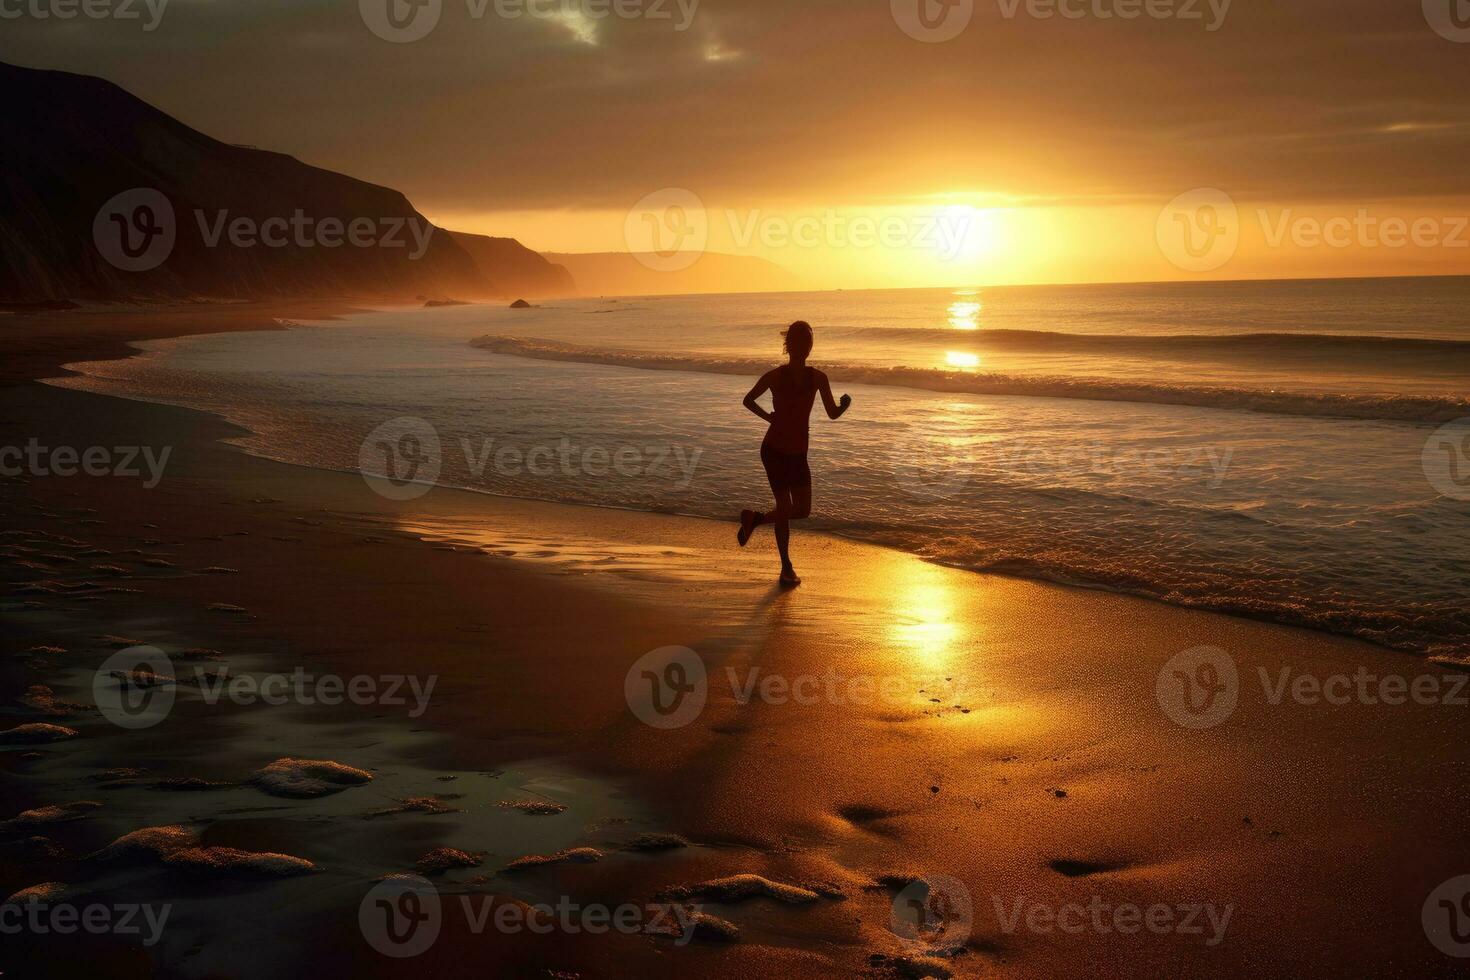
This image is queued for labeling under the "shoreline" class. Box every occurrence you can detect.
[43,306,1466,663]
[0,299,363,387]
[3,306,1469,977]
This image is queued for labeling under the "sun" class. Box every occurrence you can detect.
[937,205,1005,263]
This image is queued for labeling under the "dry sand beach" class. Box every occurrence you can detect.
[2,309,1468,978]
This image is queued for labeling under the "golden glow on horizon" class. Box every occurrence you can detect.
[432,194,1470,292]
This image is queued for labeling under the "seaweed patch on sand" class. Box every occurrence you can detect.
[3,800,102,830]
[503,847,603,872]
[152,777,235,792]
[248,758,374,798]
[1,836,68,860]
[97,635,145,648]
[0,722,79,744]
[416,847,485,874]
[645,909,740,944]
[19,684,88,716]
[93,824,199,862]
[164,846,317,878]
[4,881,70,905]
[92,825,317,877]
[497,799,567,816]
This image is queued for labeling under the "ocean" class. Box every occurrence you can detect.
[52,277,1470,658]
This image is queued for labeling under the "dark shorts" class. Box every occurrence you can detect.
[761,442,811,493]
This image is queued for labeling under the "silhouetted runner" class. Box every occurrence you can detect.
[737,320,851,585]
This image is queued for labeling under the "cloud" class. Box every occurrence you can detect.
[0,0,1465,216]
[548,8,599,45]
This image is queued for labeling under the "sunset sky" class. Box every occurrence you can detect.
[6,0,1470,289]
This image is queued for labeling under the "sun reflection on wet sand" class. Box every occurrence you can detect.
[886,565,962,669]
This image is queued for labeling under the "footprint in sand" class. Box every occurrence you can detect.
[660,873,832,905]
[622,832,690,852]
[1047,858,1129,878]
[838,803,899,827]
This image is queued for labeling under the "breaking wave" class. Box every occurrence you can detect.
[470,335,1469,425]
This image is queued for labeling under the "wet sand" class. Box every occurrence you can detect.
[2,309,1468,978]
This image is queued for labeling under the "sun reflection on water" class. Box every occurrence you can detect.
[947,300,982,331]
